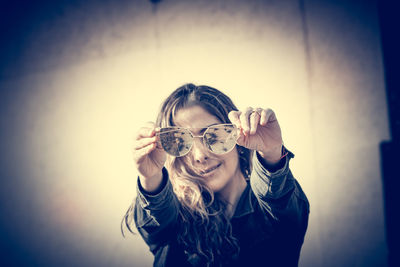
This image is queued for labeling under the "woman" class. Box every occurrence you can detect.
[123,83,309,266]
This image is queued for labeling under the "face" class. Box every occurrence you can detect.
[173,105,243,193]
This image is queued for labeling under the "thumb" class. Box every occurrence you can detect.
[236,128,248,148]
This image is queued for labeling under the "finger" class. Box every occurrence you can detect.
[133,136,158,150]
[249,109,261,135]
[261,108,276,126]
[240,107,253,135]
[228,110,242,128]
[259,109,268,126]
[133,142,157,163]
[136,124,157,140]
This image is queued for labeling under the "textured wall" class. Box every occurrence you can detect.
[0,0,388,266]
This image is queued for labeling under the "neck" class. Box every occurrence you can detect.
[219,168,247,218]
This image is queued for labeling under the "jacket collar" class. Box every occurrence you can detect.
[232,182,255,219]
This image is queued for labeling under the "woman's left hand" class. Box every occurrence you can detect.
[228,107,283,164]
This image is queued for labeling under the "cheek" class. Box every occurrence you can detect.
[222,151,240,170]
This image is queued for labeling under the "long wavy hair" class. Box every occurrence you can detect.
[123,83,252,266]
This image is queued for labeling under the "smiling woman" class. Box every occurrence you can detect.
[122,83,310,266]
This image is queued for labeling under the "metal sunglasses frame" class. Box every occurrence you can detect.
[156,123,238,157]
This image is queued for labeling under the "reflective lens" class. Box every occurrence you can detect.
[203,124,238,154]
[158,127,193,157]
[157,124,238,157]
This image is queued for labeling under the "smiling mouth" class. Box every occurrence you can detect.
[200,163,222,175]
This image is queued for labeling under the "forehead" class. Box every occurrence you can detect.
[173,105,220,129]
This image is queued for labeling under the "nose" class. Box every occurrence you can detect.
[190,138,209,163]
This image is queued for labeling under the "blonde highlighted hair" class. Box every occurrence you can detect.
[124,84,253,265]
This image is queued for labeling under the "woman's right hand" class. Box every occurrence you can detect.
[132,122,167,192]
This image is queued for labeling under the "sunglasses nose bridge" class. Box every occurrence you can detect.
[189,133,210,151]
[191,134,206,146]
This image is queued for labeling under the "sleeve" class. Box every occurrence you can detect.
[250,150,310,229]
[134,167,180,251]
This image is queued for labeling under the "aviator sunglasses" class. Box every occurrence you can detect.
[156,124,238,157]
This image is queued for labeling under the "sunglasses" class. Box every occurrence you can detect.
[156,124,238,157]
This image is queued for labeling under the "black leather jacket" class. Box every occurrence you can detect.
[134,151,309,266]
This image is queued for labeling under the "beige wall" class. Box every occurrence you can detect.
[0,0,389,266]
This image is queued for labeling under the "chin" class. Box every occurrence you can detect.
[205,175,230,193]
